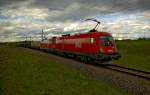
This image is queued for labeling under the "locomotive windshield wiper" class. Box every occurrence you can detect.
[100,36,113,46]
[106,37,113,46]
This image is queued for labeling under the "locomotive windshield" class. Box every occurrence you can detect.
[100,36,114,46]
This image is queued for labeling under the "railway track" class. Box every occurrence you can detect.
[98,64,150,80]
[26,47,150,80]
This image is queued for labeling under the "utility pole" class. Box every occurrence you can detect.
[25,36,27,41]
[30,36,32,41]
[42,29,44,41]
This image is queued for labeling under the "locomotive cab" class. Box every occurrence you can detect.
[99,35,115,54]
[98,34,121,60]
[85,18,121,61]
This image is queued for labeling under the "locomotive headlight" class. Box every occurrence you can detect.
[100,48,104,53]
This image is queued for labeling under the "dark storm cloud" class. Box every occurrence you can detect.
[26,0,150,22]
[30,0,150,12]
[0,0,26,8]
[0,0,150,13]
[78,0,150,11]
[30,0,73,10]
[138,0,150,10]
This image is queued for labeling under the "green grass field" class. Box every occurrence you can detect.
[0,46,127,95]
[115,40,150,71]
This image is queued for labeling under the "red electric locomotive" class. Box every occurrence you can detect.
[40,19,121,62]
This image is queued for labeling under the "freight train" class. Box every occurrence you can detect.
[26,19,121,63]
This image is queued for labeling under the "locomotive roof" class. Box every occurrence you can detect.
[61,31,111,39]
[40,31,112,42]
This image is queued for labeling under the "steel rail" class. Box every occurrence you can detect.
[99,64,150,80]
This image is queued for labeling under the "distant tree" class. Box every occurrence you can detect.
[138,37,146,40]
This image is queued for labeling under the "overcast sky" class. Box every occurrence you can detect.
[0,0,150,41]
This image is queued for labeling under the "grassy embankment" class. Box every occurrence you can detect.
[115,40,150,71]
[0,45,127,95]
